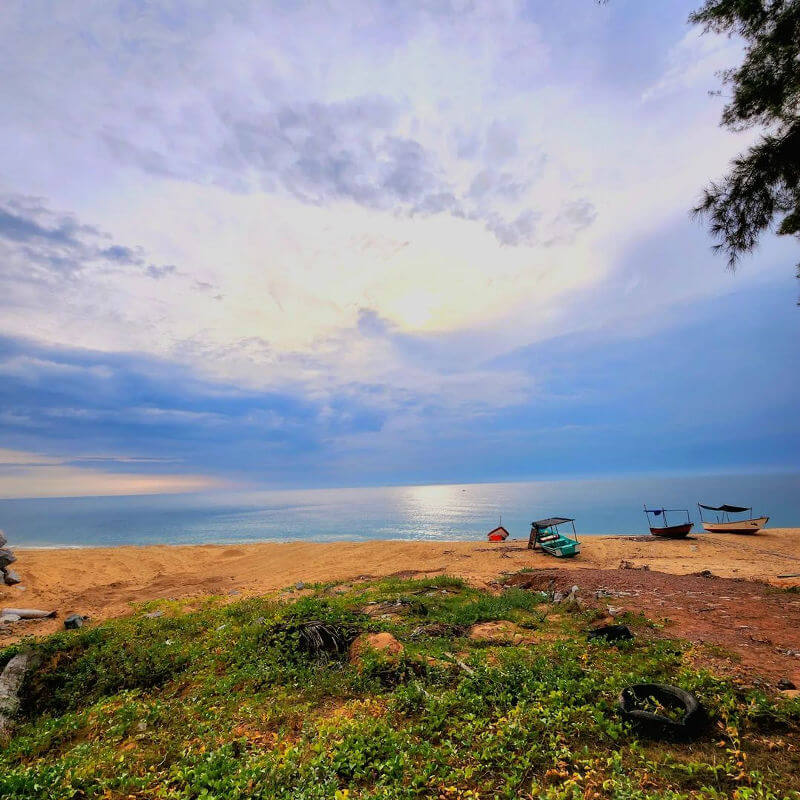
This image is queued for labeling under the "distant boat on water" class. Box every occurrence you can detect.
[643,506,693,539]
[697,503,769,534]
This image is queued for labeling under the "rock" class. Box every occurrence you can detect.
[552,591,564,603]
[467,620,533,645]
[1,608,56,619]
[2,570,21,586]
[569,585,580,596]
[349,632,404,664]
[0,652,32,739]
[228,589,241,596]
[144,610,164,619]
[696,569,714,578]
[778,678,797,690]
[0,550,16,569]
[607,606,624,618]
[295,581,306,590]
[0,531,6,547]
[0,614,21,624]
[64,614,87,630]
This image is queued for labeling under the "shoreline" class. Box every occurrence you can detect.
[3,529,800,644]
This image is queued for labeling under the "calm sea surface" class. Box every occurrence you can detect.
[1,473,798,548]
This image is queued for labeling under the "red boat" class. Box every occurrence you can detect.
[644,507,693,539]
[487,525,509,542]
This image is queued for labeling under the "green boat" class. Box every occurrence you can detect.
[528,517,581,558]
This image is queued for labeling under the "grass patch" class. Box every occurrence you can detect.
[2,577,799,799]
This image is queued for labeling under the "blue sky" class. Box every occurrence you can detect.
[0,0,797,498]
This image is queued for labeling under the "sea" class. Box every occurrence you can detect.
[1,472,798,549]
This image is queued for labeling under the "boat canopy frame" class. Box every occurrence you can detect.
[643,506,691,527]
[697,503,755,523]
[528,517,579,551]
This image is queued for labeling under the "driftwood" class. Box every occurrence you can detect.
[1,608,57,619]
[0,653,32,739]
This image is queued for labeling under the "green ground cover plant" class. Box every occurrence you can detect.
[1,575,799,799]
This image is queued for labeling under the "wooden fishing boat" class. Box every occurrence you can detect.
[697,504,769,534]
[528,517,580,558]
[643,506,693,539]
[487,525,509,542]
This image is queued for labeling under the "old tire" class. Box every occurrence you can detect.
[619,683,705,740]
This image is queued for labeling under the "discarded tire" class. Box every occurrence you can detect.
[619,683,705,740]
[588,624,633,643]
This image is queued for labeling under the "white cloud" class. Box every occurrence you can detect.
[0,1,780,424]
[642,27,742,103]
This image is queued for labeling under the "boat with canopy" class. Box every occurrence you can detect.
[528,517,580,558]
[697,504,769,534]
[643,506,693,538]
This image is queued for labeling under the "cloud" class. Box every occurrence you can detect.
[642,27,743,102]
[0,194,181,285]
[543,199,598,246]
[102,94,551,246]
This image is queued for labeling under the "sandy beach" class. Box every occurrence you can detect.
[3,528,800,640]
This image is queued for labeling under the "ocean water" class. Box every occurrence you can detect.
[0,472,798,548]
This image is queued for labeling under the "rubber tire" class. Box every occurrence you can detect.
[618,683,705,740]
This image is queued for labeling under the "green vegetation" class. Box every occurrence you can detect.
[690,0,800,285]
[2,575,799,799]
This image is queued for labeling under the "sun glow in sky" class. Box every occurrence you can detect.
[0,1,797,498]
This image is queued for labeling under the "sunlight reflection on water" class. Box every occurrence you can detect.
[1,473,797,547]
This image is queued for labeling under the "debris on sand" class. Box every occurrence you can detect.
[1,608,56,620]
[64,613,88,630]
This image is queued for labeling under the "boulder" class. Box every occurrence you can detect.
[0,550,16,569]
[0,531,6,548]
[0,652,32,739]
[349,632,404,664]
[2,569,21,586]
[777,678,797,691]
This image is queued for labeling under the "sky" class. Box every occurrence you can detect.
[0,0,798,499]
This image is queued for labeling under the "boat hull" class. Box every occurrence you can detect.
[649,523,693,539]
[701,516,769,535]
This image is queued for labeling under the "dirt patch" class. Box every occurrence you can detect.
[468,620,535,645]
[349,632,404,665]
[506,568,800,686]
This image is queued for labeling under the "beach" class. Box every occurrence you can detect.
[4,528,800,643]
